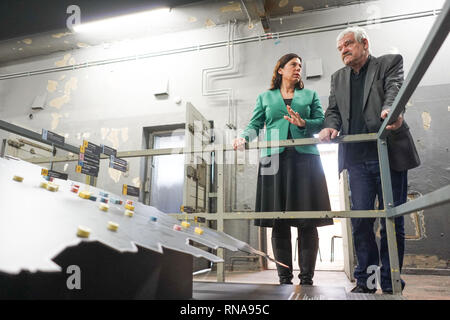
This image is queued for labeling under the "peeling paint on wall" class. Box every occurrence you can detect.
[279,0,289,8]
[121,128,129,143]
[421,111,432,130]
[132,177,141,188]
[205,19,216,28]
[101,128,110,140]
[188,16,197,23]
[220,2,241,13]
[55,54,72,67]
[51,113,63,130]
[49,95,70,109]
[292,6,304,13]
[49,77,78,109]
[52,32,72,39]
[108,167,122,183]
[47,80,58,93]
[64,77,78,95]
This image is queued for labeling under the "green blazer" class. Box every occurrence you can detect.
[241,88,325,158]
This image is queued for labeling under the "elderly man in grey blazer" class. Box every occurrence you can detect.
[319,26,420,294]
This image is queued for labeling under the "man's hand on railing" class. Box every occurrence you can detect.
[381,109,404,131]
[318,128,339,143]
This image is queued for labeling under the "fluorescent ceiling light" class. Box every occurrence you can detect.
[73,7,170,34]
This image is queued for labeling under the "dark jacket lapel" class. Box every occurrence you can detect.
[363,56,379,111]
[341,66,351,122]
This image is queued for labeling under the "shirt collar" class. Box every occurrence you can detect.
[352,55,371,75]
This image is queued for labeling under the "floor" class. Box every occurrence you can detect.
[193,269,450,300]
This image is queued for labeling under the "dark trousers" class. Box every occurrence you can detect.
[347,160,407,291]
[272,222,319,283]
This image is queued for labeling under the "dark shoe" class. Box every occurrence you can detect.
[300,278,313,286]
[382,282,405,295]
[279,278,293,285]
[350,285,377,294]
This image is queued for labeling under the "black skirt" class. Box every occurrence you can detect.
[254,148,334,228]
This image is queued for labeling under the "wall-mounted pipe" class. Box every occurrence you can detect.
[201,20,237,129]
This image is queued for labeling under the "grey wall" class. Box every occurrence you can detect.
[0,0,448,271]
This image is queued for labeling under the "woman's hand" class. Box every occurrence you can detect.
[232,137,247,151]
[284,105,306,128]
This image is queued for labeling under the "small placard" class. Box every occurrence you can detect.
[41,169,68,180]
[83,140,101,157]
[42,129,65,145]
[101,144,117,156]
[109,162,127,172]
[109,155,127,172]
[122,184,140,197]
[79,153,100,165]
[76,164,99,177]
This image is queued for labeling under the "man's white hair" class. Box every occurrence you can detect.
[337,26,370,52]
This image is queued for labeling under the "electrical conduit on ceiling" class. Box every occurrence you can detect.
[0,8,441,81]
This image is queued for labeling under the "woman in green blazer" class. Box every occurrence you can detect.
[233,53,333,285]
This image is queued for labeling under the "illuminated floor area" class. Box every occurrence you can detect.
[193,270,450,300]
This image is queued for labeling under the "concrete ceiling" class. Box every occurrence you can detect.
[0,0,374,65]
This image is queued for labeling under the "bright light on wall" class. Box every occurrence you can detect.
[73,7,170,34]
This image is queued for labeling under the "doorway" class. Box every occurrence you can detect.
[144,126,185,214]
[266,143,345,271]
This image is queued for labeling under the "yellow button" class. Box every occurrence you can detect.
[124,204,135,211]
[107,221,119,232]
[77,226,91,238]
[194,227,204,235]
[181,221,191,228]
[99,203,109,212]
[46,182,59,192]
[124,209,134,217]
[79,191,91,199]
[13,175,24,182]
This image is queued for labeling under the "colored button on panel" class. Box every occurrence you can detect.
[77,226,91,238]
[124,204,135,211]
[124,209,134,217]
[107,221,119,232]
[71,186,80,193]
[173,224,182,231]
[181,221,191,228]
[99,203,109,212]
[13,175,24,182]
[194,227,204,235]
[79,191,91,199]
[46,182,59,192]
